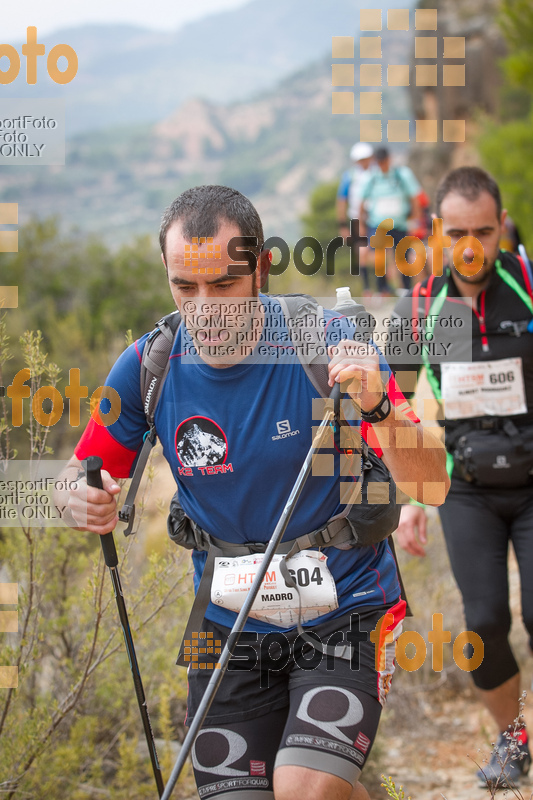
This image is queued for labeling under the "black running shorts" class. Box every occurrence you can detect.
[185,602,405,798]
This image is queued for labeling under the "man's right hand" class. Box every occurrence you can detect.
[66,469,121,534]
[395,504,428,557]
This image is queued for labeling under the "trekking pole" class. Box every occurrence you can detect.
[84,455,165,798]
[160,383,342,800]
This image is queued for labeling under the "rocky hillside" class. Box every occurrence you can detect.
[408,0,506,202]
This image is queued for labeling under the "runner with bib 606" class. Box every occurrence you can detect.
[392,167,533,791]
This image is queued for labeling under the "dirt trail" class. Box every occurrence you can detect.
[376,691,533,800]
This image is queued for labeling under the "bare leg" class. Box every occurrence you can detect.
[350,781,371,799]
[477,672,521,732]
[275,766,372,800]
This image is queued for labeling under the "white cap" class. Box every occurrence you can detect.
[350,142,373,162]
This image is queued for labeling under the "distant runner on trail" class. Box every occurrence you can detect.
[392,167,533,790]
[337,142,375,294]
[359,147,421,296]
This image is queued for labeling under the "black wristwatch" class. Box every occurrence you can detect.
[360,392,392,423]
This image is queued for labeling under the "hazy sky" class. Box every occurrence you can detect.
[4,0,251,39]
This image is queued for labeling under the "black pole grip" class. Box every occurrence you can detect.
[330,381,342,453]
[330,379,342,425]
[83,456,119,568]
[329,381,342,403]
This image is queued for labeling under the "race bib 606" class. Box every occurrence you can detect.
[441,358,527,419]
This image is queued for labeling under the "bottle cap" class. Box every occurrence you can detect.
[336,287,351,302]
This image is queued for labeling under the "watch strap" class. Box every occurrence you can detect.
[360,392,392,423]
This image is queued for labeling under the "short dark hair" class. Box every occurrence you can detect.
[375,147,389,162]
[435,167,502,218]
[159,185,264,259]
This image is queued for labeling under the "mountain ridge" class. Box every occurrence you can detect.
[0,40,412,246]
[1,0,415,134]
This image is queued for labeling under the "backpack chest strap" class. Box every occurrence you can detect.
[191,515,355,557]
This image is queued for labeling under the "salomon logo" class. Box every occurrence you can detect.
[493,455,511,469]
[272,420,300,441]
[144,376,158,414]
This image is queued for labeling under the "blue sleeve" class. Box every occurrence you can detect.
[102,335,150,451]
[337,171,352,199]
[74,334,151,477]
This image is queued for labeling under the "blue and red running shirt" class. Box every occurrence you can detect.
[76,295,415,632]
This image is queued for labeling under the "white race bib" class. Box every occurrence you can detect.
[211,551,338,627]
[441,358,527,419]
[373,196,404,223]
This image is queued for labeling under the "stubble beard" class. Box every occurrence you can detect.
[452,255,496,286]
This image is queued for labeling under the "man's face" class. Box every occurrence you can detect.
[440,191,506,285]
[162,220,262,366]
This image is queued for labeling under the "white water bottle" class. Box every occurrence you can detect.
[333,286,375,341]
[333,286,363,317]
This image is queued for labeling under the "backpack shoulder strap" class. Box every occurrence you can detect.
[496,257,533,314]
[273,293,370,463]
[274,294,331,397]
[119,310,182,535]
[516,254,533,308]
[140,310,182,425]
[411,280,422,344]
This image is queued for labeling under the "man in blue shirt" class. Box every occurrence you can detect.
[59,185,449,800]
